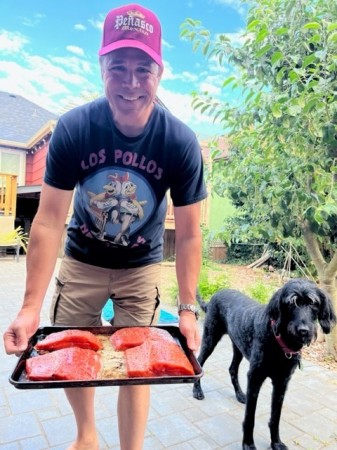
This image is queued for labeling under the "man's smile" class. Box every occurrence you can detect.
[119,94,143,102]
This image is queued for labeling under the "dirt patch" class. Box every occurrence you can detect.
[159,262,337,372]
[301,341,337,371]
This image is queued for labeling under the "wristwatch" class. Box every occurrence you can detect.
[178,304,200,320]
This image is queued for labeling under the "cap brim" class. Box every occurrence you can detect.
[99,39,163,67]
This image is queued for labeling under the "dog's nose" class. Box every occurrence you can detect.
[297,325,309,336]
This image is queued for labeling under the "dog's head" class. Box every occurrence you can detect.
[265,278,336,350]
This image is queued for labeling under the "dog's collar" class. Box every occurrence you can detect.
[270,320,301,359]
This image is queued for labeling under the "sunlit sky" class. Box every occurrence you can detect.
[0,0,247,139]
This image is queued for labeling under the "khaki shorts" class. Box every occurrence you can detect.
[50,255,161,327]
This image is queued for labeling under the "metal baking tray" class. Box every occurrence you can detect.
[9,325,203,389]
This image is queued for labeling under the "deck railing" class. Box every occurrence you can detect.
[0,173,18,217]
[165,191,209,229]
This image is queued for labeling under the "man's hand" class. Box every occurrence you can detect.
[178,311,201,352]
[3,310,40,356]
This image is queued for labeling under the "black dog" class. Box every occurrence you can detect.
[193,278,336,450]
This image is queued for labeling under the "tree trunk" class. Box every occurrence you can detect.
[301,221,337,360]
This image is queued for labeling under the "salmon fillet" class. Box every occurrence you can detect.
[110,326,175,351]
[125,340,153,377]
[110,327,150,351]
[125,339,194,377]
[26,347,102,381]
[150,341,195,376]
[35,329,103,351]
[148,327,176,343]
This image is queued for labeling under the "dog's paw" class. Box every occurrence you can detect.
[192,386,205,400]
[271,442,288,450]
[242,443,256,450]
[236,392,246,404]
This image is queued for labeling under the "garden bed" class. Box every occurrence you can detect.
[159,262,337,371]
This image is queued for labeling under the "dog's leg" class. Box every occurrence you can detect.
[229,342,246,403]
[268,377,291,450]
[242,369,266,450]
[193,322,224,400]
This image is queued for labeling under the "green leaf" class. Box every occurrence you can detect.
[184,18,200,26]
[219,34,231,43]
[189,31,196,41]
[275,27,288,36]
[302,22,321,31]
[271,51,283,66]
[256,44,272,58]
[282,117,290,128]
[271,103,282,118]
[192,40,201,52]
[327,22,337,32]
[288,70,300,82]
[303,97,320,113]
[247,19,260,32]
[288,105,302,116]
[302,54,317,68]
[276,66,287,84]
[256,29,268,43]
[192,100,204,110]
[309,34,321,44]
[327,32,337,43]
[200,104,211,114]
[222,76,236,88]
[199,29,211,37]
[244,90,255,104]
[203,41,210,55]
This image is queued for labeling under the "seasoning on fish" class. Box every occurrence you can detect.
[124,340,153,377]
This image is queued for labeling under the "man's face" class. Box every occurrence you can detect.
[101,47,162,127]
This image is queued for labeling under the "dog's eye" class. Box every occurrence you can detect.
[309,298,319,307]
[288,295,298,306]
[307,294,319,306]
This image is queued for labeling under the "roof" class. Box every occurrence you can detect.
[0,91,58,145]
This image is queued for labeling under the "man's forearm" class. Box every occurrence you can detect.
[23,220,65,313]
[175,233,202,305]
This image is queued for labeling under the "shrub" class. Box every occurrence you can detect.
[198,270,230,300]
[246,282,273,304]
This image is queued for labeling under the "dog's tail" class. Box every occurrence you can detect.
[196,289,208,313]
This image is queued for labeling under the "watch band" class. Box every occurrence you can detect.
[177,304,200,319]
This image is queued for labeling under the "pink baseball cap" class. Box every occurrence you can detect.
[99,3,163,67]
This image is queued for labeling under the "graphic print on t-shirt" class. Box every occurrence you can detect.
[80,168,156,247]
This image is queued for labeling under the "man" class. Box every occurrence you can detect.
[3,3,207,449]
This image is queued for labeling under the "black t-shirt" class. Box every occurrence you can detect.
[44,97,207,268]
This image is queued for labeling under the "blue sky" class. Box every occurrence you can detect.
[0,0,247,139]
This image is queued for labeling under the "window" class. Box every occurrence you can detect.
[1,152,20,174]
[0,149,25,185]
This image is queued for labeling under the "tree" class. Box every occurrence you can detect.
[181,0,337,357]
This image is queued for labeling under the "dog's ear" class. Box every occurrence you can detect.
[265,288,283,332]
[317,288,337,334]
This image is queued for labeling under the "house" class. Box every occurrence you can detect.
[0,92,211,259]
[0,91,57,234]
